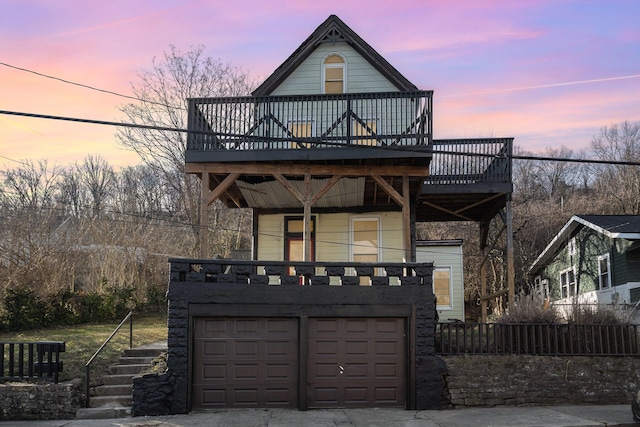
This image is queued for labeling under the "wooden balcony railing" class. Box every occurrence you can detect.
[437,322,639,356]
[169,258,433,287]
[425,138,513,186]
[187,91,432,153]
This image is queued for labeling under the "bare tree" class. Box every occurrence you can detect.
[116,45,256,254]
[76,155,115,218]
[590,121,640,214]
[2,160,59,210]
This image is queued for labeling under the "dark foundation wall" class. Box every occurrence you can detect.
[132,259,446,415]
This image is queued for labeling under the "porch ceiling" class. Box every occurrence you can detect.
[237,177,365,209]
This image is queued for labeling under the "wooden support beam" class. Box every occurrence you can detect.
[273,173,305,202]
[311,175,342,205]
[207,173,241,206]
[371,175,404,206]
[481,288,509,301]
[273,173,315,262]
[422,201,475,222]
[303,174,312,262]
[402,176,411,262]
[199,172,210,259]
[371,175,412,262]
[505,199,515,310]
[186,162,429,177]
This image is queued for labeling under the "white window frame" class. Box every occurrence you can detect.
[568,237,576,256]
[597,254,611,290]
[560,267,577,298]
[433,266,453,310]
[534,276,549,300]
[321,53,347,94]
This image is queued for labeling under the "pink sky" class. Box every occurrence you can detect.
[1,0,639,169]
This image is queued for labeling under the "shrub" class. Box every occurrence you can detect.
[1,287,48,331]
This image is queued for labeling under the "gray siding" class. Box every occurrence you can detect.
[271,42,399,95]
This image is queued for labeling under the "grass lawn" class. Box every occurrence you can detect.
[0,312,167,386]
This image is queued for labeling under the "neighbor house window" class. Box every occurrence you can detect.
[534,276,549,300]
[323,54,345,94]
[568,237,576,256]
[560,267,576,298]
[597,254,611,290]
[433,267,452,309]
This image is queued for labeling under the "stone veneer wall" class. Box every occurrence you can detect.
[443,355,640,407]
[132,258,445,415]
[0,379,81,420]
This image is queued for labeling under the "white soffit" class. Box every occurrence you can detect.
[237,177,365,208]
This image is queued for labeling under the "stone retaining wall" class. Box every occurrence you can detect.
[0,379,81,420]
[443,355,640,407]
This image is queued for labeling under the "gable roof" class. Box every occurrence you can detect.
[529,214,640,275]
[252,15,419,96]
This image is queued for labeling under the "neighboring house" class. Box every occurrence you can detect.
[149,15,513,413]
[416,240,465,321]
[529,215,640,311]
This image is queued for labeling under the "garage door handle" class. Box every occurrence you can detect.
[339,365,344,374]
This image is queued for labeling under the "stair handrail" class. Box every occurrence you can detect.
[84,311,134,408]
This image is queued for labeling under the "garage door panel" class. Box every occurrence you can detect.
[193,318,298,409]
[307,318,406,408]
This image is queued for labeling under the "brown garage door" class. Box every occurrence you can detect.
[307,318,406,408]
[192,317,298,409]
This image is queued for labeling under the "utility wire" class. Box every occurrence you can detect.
[3,108,640,167]
[0,62,139,102]
[0,61,186,110]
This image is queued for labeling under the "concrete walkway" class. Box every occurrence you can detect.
[1,405,636,426]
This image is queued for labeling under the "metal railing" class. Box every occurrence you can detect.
[187,91,433,151]
[0,341,65,383]
[425,138,513,185]
[437,322,639,356]
[84,311,133,407]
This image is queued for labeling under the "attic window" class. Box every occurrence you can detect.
[323,54,345,94]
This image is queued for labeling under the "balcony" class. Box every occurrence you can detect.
[186,91,433,163]
[417,138,513,223]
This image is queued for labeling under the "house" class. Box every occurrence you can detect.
[416,240,465,322]
[135,15,514,414]
[529,215,640,313]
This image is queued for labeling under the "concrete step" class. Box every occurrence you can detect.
[118,355,155,365]
[76,406,131,419]
[101,373,135,386]
[82,342,167,419]
[94,384,133,396]
[88,395,132,408]
[109,363,152,375]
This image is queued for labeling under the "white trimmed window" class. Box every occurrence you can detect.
[322,54,345,94]
[433,267,452,310]
[560,267,576,298]
[597,254,611,290]
[568,237,576,256]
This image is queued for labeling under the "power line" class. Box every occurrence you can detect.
[0,61,186,110]
[1,108,639,167]
[0,62,140,102]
